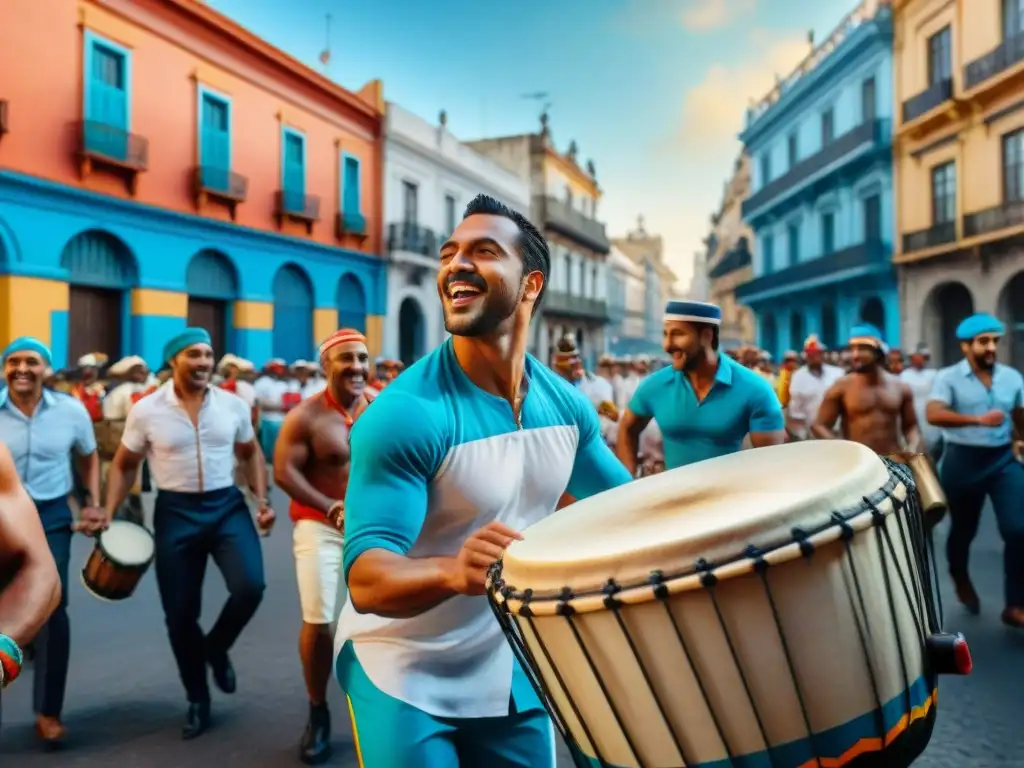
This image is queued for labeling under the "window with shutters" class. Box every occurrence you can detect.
[198,88,231,193]
[281,127,306,212]
[82,31,131,162]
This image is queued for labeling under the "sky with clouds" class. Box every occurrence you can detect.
[208,0,856,289]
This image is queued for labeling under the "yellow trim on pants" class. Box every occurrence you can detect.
[347,694,365,768]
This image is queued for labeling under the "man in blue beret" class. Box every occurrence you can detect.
[0,336,103,745]
[812,324,921,456]
[616,300,786,472]
[925,313,1024,628]
[102,328,275,738]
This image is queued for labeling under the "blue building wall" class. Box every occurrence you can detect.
[0,171,386,370]
[739,8,900,359]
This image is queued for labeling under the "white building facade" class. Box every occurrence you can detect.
[382,104,531,364]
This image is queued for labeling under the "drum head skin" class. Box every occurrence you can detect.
[100,520,156,566]
[502,440,890,594]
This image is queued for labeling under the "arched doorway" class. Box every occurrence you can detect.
[820,304,838,349]
[860,296,886,334]
[61,230,137,362]
[759,313,777,357]
[925,282,974,366]
[186,249,238,355]
[789,311,804,351]
[398,297,425,366]
[998,271,1024,369]
[337,273,367,332]
[272,264,314,362]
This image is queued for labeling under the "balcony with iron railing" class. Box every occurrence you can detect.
[388,223,439,256]
[337,211,368,239]
[901,78,953,124]
[964,30,1024,91]
[274,190,320,233]
[901,221,956,253]
[708,239,753,279]
[735,240,889,301]
[963,199,1024,238]
[77,120,148,194]
[541,290,610,321]
[193,166,248,219]
[535,196,611,254]
[742,120,883,217]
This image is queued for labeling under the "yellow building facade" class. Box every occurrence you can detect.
[706,154,756,350]
[893,0,1024,366]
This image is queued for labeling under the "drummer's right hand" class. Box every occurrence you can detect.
[73,506,109,536]
[449,521,524,596]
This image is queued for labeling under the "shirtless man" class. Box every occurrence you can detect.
[274,328,372,765]
[812,324,921,455]
[0,443,61,700]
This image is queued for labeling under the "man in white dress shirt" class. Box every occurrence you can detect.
[786,335,845,440]
[102,355,157,526]
[103,328,274,740]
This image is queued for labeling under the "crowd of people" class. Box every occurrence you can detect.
[0,192,1021,768]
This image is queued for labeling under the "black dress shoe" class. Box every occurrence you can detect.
[299,703,332,765]
[207,649,236,694]
[182,701,211,741]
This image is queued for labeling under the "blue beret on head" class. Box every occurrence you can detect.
[955,313,1004,341]
[2,336,52,366]
[664,300,722,325]
[163,327,212,363]
[848,323,888,354]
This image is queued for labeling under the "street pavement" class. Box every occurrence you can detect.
[0,490,1021,767]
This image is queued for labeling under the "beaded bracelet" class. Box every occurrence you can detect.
[0,633,24,689]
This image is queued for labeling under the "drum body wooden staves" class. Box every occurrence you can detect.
[489,441,956,768]
[82,520,155,601]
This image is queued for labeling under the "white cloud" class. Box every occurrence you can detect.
[681,0,758,31]
[675,32,810,154]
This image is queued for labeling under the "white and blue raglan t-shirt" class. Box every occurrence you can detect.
[335,337,633,720]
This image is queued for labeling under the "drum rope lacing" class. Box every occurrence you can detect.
[487,459,945,768]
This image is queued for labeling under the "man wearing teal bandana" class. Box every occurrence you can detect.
[103,328,275,738]
[0,336,103,744]
[812,323,922,455]
[926,313,1024,628]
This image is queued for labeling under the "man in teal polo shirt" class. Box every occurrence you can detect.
[616,300,786,473]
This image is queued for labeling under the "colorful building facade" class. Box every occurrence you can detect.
[0,0,386,369]
[893,0,1024,367]
[608,218,677,357]
[738,0,899,358]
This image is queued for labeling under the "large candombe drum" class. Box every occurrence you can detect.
[488,441,970,768]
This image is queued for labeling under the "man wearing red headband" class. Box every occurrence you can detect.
[786,335,843,441]
[273,328,373,765]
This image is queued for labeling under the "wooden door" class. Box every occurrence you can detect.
[69,286,122,364]
[187,298,226,355]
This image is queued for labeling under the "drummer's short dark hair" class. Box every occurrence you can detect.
[463,194,550,313]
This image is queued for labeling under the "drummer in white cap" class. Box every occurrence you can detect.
[617,300,785,474]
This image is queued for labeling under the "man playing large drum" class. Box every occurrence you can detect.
[616,299,785,473]
[336,194,631,767]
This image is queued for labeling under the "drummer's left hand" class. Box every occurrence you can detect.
[73,506,108,536]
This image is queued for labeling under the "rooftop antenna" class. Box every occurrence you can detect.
[521,91,552,119]
[319,14,332,72]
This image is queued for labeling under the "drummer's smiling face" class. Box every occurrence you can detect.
[849,343,880,373]
[172,343,214,391]
[324,341,369,402]
[438,213,541,338]
[3,351,45,398]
